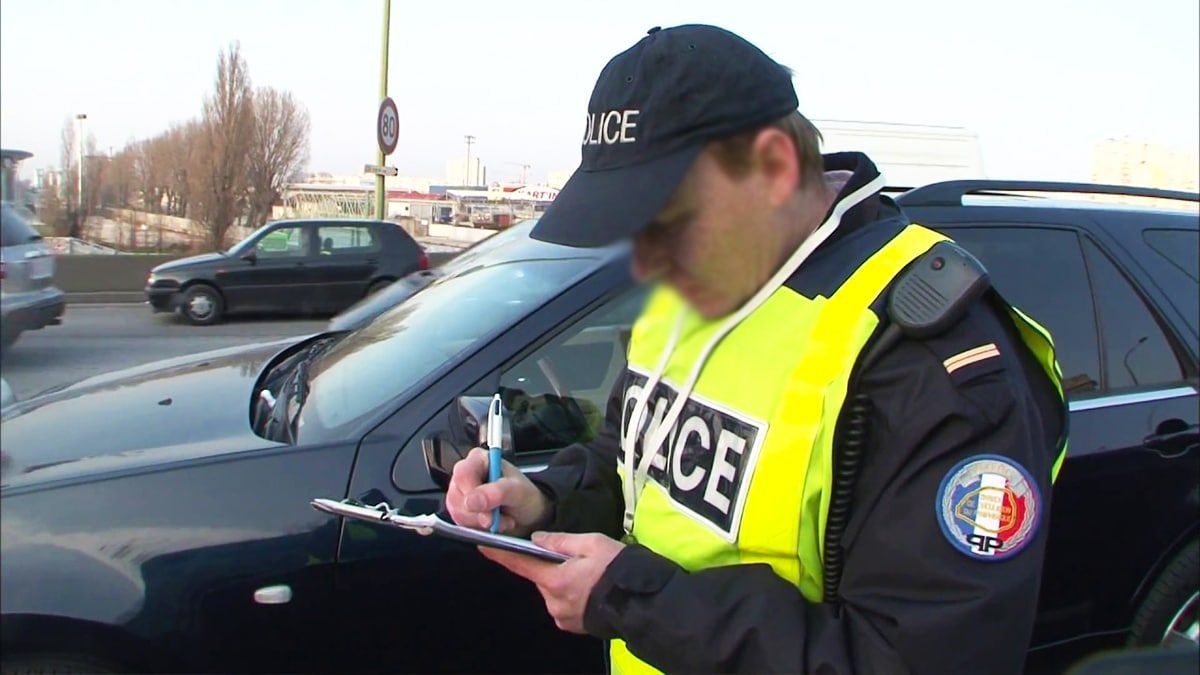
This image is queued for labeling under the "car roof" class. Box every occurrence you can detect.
[269,218,397,226]
[892,179,1197,215]
[890,179,1199,237]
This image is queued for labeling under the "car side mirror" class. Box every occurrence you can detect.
[422,395,513,490]
[241,249,257,264]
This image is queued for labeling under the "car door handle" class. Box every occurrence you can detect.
[1144,421,1199,459]
[366,258,379,265]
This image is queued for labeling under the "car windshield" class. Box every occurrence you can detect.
[326,219,552,333]
[297,255,599,439]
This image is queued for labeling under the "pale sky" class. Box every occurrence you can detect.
[2,0,1197,185]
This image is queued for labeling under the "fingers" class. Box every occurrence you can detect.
[446,448,487,526]
[478,545,555,582]
[448,446,550,535]
[451,447,488,492]
[477,511,516,532]
[531,531,598,557]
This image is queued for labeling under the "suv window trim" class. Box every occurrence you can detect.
[1069,384,1197,412]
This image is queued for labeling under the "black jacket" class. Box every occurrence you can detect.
[529,153,1067,675]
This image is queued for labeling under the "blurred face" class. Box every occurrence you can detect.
[632,129,809,320]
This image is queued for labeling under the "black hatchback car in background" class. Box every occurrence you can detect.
[144,218,429,324]
[2,180,1196,674]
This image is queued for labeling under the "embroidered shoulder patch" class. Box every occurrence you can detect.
[936,454,1041,561]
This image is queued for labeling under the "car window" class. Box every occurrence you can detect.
[943,226,1103,397]
[300,257,599,439]
[498,284,649,454]
[1143,229,1199,283]
[317,225,381,255]
[256,225,308,257]
[1,202,41,247]
[1080,238,1187,391]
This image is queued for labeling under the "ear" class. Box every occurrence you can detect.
[750,128,800,207]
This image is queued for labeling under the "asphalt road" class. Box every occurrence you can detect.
[0,305,326,401]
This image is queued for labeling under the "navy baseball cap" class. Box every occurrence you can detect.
[530,24,799,248]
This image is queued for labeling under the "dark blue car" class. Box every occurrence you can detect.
[1,180,1196,673]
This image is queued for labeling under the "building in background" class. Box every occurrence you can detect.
[1091,137,1200,201]
[813,120,985,187]
[445,157,487,188]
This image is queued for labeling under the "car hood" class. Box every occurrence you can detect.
[151,252,227,273]
[0,336,311,490]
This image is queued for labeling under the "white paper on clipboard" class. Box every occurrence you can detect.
[310,498,570,563]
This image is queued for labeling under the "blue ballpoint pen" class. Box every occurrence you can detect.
[487,394,504,533]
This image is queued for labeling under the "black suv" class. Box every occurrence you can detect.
[1,180,1196,674]
[894,181,1199,669]
[144,218,429,325]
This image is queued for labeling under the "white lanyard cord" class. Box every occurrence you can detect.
[619,174,888,536]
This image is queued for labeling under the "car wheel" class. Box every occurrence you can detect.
[365,279,394,297]
[1129,539,1199,649]
[1,652,120,674]
[180,284,223,326]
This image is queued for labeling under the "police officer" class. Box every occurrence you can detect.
[446,23,1068,675]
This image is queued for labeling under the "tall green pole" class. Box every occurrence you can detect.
[375,0,391,220]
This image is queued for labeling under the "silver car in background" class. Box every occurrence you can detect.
[1,202,65,349]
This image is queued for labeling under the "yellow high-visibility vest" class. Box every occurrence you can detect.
[609,223,1067,674]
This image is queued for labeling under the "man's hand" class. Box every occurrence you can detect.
[479,532,625,634]
[445,446,552,537]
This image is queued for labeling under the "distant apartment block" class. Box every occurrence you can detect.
[446,157,487,188]
[1091,137,1200,204]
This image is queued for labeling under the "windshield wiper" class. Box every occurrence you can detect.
[283,337,337,441]
[292,359,311,410]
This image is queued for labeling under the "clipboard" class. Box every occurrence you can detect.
[310,498,570,563]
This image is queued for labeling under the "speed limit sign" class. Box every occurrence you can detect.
[377,96,399,156]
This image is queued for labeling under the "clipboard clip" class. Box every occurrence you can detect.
[311,498,438,536]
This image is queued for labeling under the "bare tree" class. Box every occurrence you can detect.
[80,133,103,217]
[108,149,138,208]
[38,180,69,237]
[58,117,78,218]
[245,87,310,229]
[155,121,202,217]
[130,139,156,212]
[191,41,255,250]
[88,41,311,250]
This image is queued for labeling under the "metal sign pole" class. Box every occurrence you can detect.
[374,0,391,220]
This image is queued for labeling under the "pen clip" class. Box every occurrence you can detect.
[487,394,504,450]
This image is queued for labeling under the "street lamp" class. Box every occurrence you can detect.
[464,134,476,186]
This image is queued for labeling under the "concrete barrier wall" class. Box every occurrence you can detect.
[428,223,498,242]
[55,255,181,293]
[53,251,460,302]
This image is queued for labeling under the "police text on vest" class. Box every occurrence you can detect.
[621,369,765,540]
